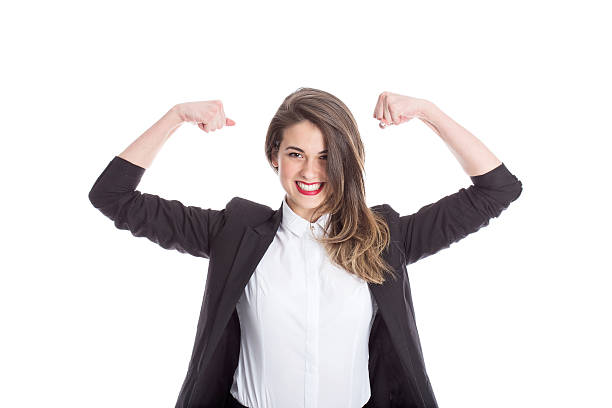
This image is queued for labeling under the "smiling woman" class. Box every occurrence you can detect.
[265,88,397,286]
[282,132,329,200]
[88,86,522,408]
[288,145,328,195]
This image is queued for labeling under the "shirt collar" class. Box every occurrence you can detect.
[281,196,330,238]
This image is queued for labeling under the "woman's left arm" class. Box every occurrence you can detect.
[374,92,523,265]
[374,92,501,176]
[419,100,503,176]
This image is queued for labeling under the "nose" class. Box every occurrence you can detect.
[299,157,324,181]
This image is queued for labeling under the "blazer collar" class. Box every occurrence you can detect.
[252,200,283,236]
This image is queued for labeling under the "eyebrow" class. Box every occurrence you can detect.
[285,146,328,154]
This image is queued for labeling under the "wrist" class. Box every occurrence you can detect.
[168,104,185,126]
[417,99,438,121]
[416,99,443,137]
[159,105,184,138]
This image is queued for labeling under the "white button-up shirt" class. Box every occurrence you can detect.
[230,196,379,408]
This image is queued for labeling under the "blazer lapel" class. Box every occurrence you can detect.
[369,278,419,374]
[198,201,283,371]
[367,226,430,402]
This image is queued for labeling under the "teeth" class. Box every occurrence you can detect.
[296,181,322,191]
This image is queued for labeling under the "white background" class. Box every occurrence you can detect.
[1,0,610,407]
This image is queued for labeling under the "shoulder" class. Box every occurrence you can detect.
[370,203,399,222]
[227,196,274,213]
[226,196,277,225]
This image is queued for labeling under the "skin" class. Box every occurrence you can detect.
[118,101,235,169]
[373,92,501,176]
[271,120,329,223]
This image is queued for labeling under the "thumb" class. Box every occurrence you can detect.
[399,115,413,124]
[226,118,236,126]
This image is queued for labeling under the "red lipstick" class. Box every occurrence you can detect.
[295,181,325,195]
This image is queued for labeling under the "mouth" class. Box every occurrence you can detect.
[295,181,325,195]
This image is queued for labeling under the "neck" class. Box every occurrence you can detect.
[285,196,326,223]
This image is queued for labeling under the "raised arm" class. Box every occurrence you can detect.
[373,92,523,265]
[398,162,522,265]
[88,102,236,259]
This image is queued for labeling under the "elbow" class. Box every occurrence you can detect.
[509,179,523,203]
[88,185,104,209]
[88,185,112,209]
[88,188,99,208]
[497,179,523,211]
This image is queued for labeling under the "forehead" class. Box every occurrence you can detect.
[281,120,325,149]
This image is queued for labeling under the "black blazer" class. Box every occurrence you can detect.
[89,156,523,408]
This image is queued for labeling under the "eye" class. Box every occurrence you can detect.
[288,152,327,160]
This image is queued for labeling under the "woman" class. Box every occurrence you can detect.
[89,87,523,408]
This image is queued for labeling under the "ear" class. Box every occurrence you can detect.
[272,151,278,167]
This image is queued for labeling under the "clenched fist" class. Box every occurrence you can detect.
[373,92,429,129]
[175,100,236,133]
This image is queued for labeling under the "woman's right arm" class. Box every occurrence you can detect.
[117,105,184,169]
[88,101,236,259]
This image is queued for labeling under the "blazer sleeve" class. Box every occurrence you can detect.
[88,156,228,259]
[399,162,523,265]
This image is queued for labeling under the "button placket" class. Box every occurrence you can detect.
[312,230,321,407]
[304,228,320,408]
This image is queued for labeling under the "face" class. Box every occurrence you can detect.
[272,120,329,222]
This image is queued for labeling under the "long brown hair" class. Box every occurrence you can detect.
[264,87,397,284]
